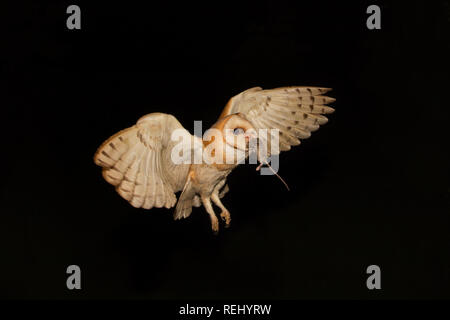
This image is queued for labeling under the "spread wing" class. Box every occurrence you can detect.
[94,113,201,209]
[219,86,335,159]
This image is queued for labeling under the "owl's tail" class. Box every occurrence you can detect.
[173,175,196,220]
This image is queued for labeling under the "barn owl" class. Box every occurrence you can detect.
[94,86,335,233]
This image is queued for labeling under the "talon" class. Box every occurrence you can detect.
[220,211,231,227]
[211,216,219,234]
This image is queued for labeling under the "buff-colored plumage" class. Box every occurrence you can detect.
[94,86,335,233]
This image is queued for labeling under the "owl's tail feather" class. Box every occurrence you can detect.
[174,175,195,220]
[219,184,229,198]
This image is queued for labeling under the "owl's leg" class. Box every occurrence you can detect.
[201,196,219,234]
[211,192,231,228]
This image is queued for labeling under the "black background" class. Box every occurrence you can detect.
[1,0,449,299]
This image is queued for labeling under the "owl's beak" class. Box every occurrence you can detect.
[243,129,257,152]
[244,128,257,142]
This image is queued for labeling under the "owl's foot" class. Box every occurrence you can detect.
[210,215,219,235]
[220,210,231,228]
[201,196,220,235]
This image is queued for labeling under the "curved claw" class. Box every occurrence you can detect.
[220,210,231,227]
[211,216,219,235]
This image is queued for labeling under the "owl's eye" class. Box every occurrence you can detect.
[233,128,244,135]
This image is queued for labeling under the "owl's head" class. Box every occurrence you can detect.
[205,113,289,189]
[203,113,257,165]
[212,113,257,150]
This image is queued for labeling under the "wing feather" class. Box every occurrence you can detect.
[219,86,335,158]
[94,113,199,210]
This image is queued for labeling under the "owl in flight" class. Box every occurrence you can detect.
[94,86,335,233]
